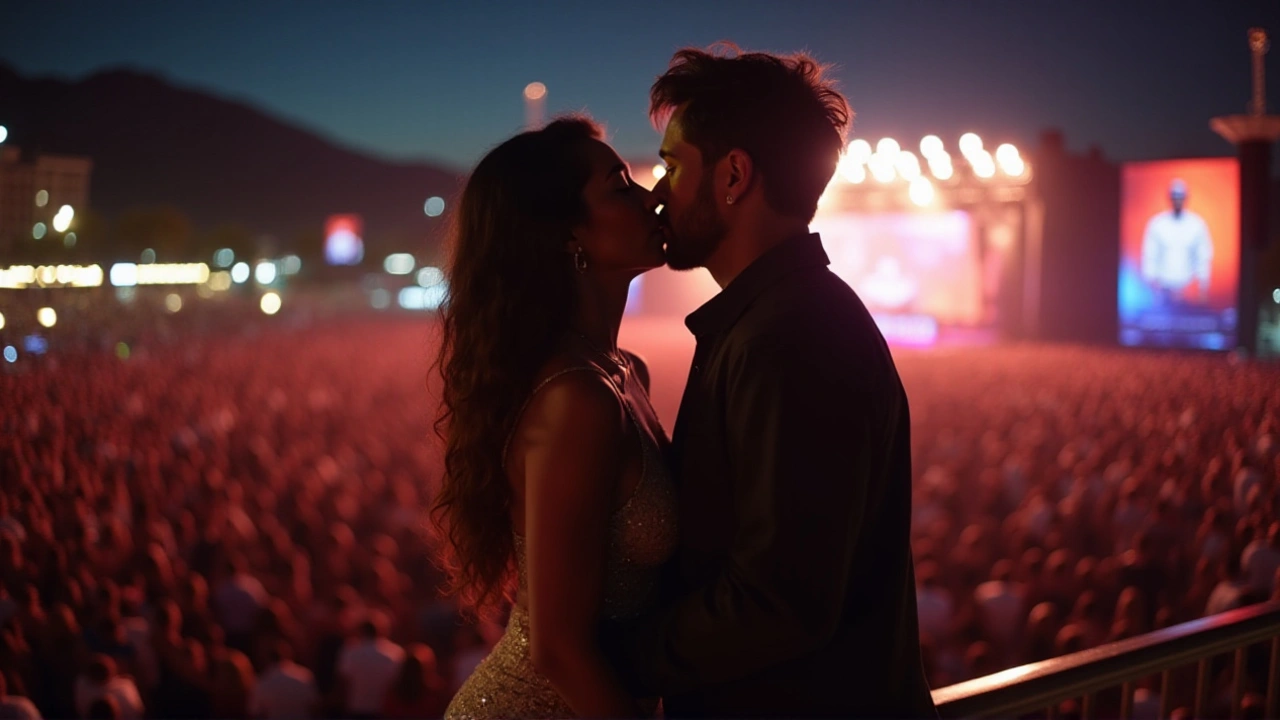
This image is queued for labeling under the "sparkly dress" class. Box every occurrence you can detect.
[445,363,679,719]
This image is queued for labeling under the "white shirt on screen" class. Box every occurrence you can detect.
[1140,210,1212,293]
[337,638,404,715]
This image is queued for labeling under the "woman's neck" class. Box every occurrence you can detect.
[570,273,633,351]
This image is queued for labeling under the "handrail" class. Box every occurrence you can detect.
[931,601,1280,718]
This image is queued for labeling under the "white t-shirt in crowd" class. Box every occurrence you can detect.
[337,638,405,715]
[74,676,144,720]
[249,661,320,720]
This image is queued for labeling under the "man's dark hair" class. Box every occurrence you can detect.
[650,43,851,221]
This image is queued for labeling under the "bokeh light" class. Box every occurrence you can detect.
[35,190,48,207]
[876,137,901,158]
[115,342,130,360]
[260,292,282,315]
[417,266,445,288]
[165,293,183,313]
[255,261,278,284]
[920,135,945,159]
[424,196,446,217]
[909,177,936,207]
[2,346,15,363]
[230,262,250,284]
[524,82,547,100]
[959,132,984,158]
[848,138,873,163]
[0,312,5,330]
[214,248,235,267]
[651,164,666,180]
[141,248,156,264]
[32,223,46,240]
[0,126,7,144]
[384,254,415,275]
[37,307,57,328]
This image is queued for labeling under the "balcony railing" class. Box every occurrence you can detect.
[931,601,1280,719]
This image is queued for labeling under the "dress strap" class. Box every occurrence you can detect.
[502,364,619,467]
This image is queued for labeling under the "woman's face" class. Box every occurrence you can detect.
[571,139,666,275]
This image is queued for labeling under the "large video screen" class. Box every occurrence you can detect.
[810,211,982,327]
[1118,158,1239,349]
[325,215,365,266]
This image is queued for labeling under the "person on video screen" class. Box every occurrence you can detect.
[1140,178,1213,305]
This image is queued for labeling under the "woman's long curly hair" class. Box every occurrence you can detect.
[431,116,603,615]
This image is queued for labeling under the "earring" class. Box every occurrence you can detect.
[573,247,588,273]
[726,195,735,205]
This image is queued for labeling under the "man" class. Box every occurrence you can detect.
[1140,179,1213,305]
[336,612,404,719]
[607,45,936,717]
[249,641,320,720]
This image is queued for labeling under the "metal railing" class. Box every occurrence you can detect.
[931,601,1280,719]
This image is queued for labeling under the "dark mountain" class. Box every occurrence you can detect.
[0,63,461,257]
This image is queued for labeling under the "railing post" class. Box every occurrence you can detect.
[1081,692,1095,720]
[1232,647,1247,719]
[1194,658,1211,719]
[1267,637,1279,719]
[1158,669,1172,719]
[1119,681,1133,720]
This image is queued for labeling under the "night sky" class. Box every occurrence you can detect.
[2,0,1278,169]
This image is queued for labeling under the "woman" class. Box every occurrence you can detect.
[434,116,678,718]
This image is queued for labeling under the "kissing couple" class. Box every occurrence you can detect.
[433,43,938,719]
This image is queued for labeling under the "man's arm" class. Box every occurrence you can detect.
[624,335,879,695]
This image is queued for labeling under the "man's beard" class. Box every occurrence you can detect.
[664,173,727,271]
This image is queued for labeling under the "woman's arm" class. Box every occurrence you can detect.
[521,371,642,718]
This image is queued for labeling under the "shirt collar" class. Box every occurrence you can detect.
[684,232,829,338]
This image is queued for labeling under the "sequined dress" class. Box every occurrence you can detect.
[445,363,678,719]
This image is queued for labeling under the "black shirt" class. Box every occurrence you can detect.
[612,233,937,718]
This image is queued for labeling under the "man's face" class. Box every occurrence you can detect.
[651,111,727,271]
[1171,190,1186,214]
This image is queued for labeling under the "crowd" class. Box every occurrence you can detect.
[1,294,1279,719]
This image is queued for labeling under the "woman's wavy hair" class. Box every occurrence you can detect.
[431,116,603,616]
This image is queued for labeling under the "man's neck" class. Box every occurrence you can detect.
[705,218,810,289]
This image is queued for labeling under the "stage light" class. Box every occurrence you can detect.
[895,151,922,181]
[837,154,866,183]
[260,292,282,315]
[230,262,250,284]
[876,138,901,158]
[652,164,666,180]
[848,138,873,163]
[996,144,1025,176]
[909,177,935,207]
[929,157,954,181]
[255,261,278,284]
[959,133,984,158]
[37,307,56,328]
[920,135,945,159]
[972,151,997,178]
[868,153,896,183]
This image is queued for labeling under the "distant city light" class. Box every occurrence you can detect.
[165,293,183,313]
[208,271,232,291]
[2,346,15,363]
[260,292,282,315]
[524,82,547,101]
[110,263,138,288]
[424,196,446,217]
[64,233,77,248]
[214,248,235,267]
[909,177,936,207]
[875,138,901,158]
[230,262,250,284]
[52,205,74,233]
[140,248,156,264]
[32,223,46,240]
[996,143,1025,176]
[109,262,209,286]
[398,285,448,311]
[35,190,48,207]
[920,135,945,159]
[959,133,984,158]
[0,126,7,144]
[384,253,415,275]
[651,165,667,180]
[36,307,57,328]
[282,255,302,274]
[255,261,277,284]
[0,312,5,330]
[416,266,445,288]
[848,139,873,163]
